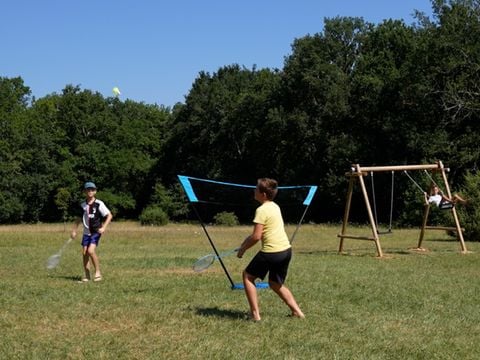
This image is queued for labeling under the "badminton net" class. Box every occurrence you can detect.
[178,175,317,289]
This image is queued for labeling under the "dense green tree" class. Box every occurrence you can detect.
[423,0,480,175]
[162,65,281,183]
[95,99,170,217]
[279,17,370,216]
[457,171,480,241]
[0,77,31,222]
[30,85,170,220]
[350,19,420,164]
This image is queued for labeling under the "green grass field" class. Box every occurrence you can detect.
[1,222,479,359]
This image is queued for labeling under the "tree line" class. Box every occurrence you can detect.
[1,0,479,238]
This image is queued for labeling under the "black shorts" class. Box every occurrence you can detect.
[245,248,292,284]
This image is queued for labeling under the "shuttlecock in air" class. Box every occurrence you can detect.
[112,87,121,97]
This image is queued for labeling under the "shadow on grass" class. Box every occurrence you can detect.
[47,274,82,282]
[298,249,385,257]
[195,306,245,320]
[297,250,341,256]
[425,237,461,243]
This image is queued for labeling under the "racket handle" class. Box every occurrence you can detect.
[216,247,240,259]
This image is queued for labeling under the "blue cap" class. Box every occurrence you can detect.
[84,181,97,189]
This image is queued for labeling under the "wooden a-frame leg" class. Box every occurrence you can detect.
[451,207,467,253]
[358,174,383,257]
[339,176,355,253]
[418,204,430,250]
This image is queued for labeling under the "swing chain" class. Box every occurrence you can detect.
[370,171,395,234]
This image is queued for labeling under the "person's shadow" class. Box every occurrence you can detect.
[195,306,245,320]
[46,274,83,282]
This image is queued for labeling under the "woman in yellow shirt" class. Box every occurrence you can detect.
[237,178,304,321]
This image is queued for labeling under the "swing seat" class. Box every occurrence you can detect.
[439,201,454,210]
[377,229,393,235]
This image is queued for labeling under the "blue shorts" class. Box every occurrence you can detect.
[245,248,292,284]
[81,233,101,247]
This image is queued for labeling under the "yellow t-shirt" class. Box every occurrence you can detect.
[253,201,291,253]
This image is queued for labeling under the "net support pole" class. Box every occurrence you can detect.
[289,206,309,245]
[289,186,317,244]
[191,204,236,287]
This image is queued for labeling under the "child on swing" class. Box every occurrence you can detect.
[425,183,467,207]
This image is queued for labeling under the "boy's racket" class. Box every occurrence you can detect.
[46,237,73,270]
[193,247,240,273]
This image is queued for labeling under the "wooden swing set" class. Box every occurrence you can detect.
[338,160,467,257]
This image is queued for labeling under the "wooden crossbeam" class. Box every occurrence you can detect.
[337,234,376,241]
[351,164,440,173]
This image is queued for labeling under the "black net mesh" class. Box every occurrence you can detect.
[179,176,316,224]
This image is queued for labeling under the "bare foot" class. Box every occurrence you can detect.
[248,312,261,322]
[290,311,305,319]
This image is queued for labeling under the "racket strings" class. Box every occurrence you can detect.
[192,254,216,272]
[192,248,239,272]
[46,237,73,270]
[46,254,61,269]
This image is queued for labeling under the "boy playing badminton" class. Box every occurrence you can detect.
[237,178,305,321]
[71,182,112,282]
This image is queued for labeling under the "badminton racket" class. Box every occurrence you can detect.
[193,247,240,273]
[46,237,73,270]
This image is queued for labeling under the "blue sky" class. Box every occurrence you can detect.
[2,1,434,107]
